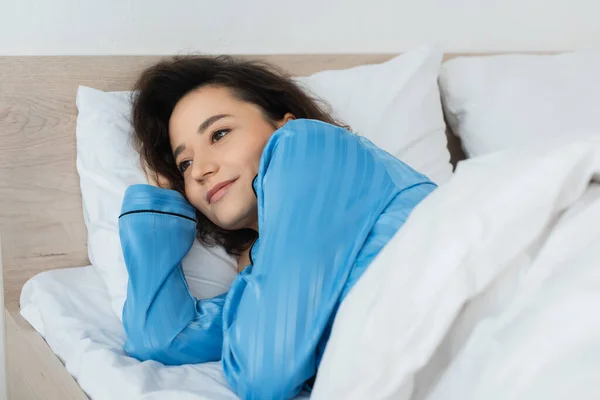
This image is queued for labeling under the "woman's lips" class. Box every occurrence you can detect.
[206,179,237,204]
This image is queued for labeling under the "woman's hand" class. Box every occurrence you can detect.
[142,161,171,189]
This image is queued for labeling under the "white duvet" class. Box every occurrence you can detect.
[21,136,600,400]
[313,136,600,399]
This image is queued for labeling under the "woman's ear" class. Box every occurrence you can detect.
[276,113,296,128]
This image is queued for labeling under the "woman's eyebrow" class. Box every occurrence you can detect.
[197,114,231,135]
[173,144,186,161]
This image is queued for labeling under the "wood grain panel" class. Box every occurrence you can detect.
[5,311,88,399]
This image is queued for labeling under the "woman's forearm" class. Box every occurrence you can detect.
[119,184,225,365]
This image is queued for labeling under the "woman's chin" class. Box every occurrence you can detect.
[213,214,248,231]
[221,215,258,232]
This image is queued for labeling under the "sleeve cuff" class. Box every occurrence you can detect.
[120,184,197,221]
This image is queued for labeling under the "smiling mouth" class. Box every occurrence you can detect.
[206,179,237,204]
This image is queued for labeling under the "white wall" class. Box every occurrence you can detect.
[1,0,599,55]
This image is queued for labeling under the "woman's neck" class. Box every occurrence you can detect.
[237,247,251,273]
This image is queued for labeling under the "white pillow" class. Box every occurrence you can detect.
[439,51,600,157]
[76,45,452,320]
[76,87,238,320]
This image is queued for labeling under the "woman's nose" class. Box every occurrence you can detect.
[190,158,218,182]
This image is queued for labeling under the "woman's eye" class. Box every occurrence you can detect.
[211,129,230,143]
[178,160,192,174]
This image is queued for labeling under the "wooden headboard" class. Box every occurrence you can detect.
[0,54,466,314]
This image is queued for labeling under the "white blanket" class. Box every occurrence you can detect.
[313,137,600,399]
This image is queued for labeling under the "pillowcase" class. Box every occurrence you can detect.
[76,45,452,320]
[439,51,600,157]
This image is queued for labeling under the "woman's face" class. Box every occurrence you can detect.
[169,85,293,231]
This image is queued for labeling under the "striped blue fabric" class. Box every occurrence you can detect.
[119,119,436,400]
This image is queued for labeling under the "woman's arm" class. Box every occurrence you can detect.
[119,184,225,365]
[221,120,436,399]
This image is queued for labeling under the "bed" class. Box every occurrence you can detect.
[4,50,600,399]
[1,52,480,399]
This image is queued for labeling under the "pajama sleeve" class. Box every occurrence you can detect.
[119,184,226,365]
[220,119,435,399]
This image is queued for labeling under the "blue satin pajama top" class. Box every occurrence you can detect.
[119,119,436,400]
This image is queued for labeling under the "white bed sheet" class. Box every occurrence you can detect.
[20,265,310,400]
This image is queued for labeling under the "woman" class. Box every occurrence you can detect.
[119,55,436,400]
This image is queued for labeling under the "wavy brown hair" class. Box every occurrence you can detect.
[130,55,349,255]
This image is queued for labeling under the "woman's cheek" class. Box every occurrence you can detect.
[185,187,205,213]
